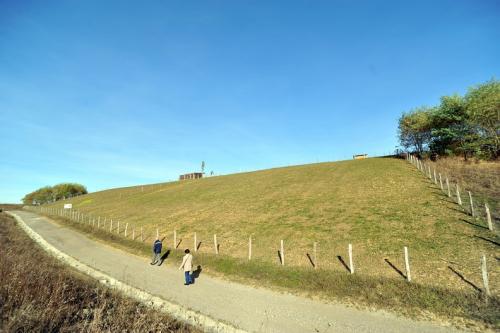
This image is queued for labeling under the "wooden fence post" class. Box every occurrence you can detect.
[132,227,135,240]
[248,236,252,260]
[98,216,100,228]
[468,191,475,217]
[125,223,128,237]
[433,169,437,184]
[456,184,462,206]
[348,243,354,274]
[404,246,411,282]
[117,221,120,234]
[485,203,493,231]
[110,219,113,232]
[313,242,317,269]
[481,254,491,297]
[446,177,451,197]
[213,234,218,254]
[439,173,443,191]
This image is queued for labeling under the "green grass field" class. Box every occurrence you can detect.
[42,158,498,295]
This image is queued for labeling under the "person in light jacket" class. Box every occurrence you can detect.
[179,249,193,285]
[151,239,162,265]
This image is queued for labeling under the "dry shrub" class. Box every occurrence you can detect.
[432,157,500,220]
[0,213,198,333]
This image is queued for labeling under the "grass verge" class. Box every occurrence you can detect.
[37,212,500,332]
[0,212,199,333]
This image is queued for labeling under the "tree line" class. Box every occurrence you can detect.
[23,183,87,205]
[398,79,499,160]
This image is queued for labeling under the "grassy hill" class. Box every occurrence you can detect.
[43,157,498,295]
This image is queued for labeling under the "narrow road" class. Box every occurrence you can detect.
[12,210,465,333]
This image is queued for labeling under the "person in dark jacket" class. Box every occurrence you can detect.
[151,238,162,265]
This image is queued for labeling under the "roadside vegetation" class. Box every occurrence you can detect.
[0,212,198,333]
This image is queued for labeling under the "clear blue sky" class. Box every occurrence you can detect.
[1,1,499,203]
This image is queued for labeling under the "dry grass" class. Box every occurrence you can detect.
[429,157,499,220]
[0,212,198,333]
[40,158,499,296]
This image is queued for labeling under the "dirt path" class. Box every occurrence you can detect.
[12,210,467,333]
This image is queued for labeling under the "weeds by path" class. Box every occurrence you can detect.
[0,212,199,333]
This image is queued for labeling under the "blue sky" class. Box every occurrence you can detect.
[1,1,499,203]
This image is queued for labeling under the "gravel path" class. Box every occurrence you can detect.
[13,210,467,333]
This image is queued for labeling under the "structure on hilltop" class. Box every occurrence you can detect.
[179,172,203,180]
[353,154,368,160]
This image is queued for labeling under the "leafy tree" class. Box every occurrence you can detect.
[53,183,87,200]
[398,107,434,154]
[22,183,87,205]
[465,79,500,159]
[429,95,475,160]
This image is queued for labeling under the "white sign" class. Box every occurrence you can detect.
[64,204,73,209]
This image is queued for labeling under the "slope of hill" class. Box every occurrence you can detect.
[43,158,498,295]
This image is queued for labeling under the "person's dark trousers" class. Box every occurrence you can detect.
[151,252,160,265]
[184,271,192,285]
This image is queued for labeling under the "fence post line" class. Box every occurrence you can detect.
[117,221,120,234]
[404,246,411,282]
[248,236,252,260]
[213,234,218,254]
[446,177,451,197]
[348,243,354,274]
[313,242,317,269]
[194,232,197,252]
[125,223,128,237]
[110,219,113,232]
[280,239,284,266]
[481,254,491,297]
[468,191,475,217]
[456,184,462,206]
[132,227,135,240]
[433,169,437,184]
[485,203,493,231]
[439,173,443,191]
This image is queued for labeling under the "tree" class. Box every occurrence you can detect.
[398,107,434,154]
[201,161,205,174]
[429,95,475,159]
[465,79,500,159]
[22,183,87,205]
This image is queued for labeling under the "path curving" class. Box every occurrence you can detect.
[11,210,467,333]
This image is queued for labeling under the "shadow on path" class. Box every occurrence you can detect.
[158,250,171,266]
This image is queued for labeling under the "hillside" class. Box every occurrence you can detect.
[44,158,498,295]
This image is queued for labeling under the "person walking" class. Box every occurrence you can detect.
[151,238,162,265]
[179,249,193,285]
